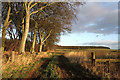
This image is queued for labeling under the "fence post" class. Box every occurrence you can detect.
[91,52,95,66]
[106,61,110,73]
[12,51,15,63]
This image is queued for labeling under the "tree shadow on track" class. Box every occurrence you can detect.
[34,55,101,80]
[58,55,102,80]
[34,58,52,79]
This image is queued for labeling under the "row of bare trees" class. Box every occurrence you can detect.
[1,1,83,53]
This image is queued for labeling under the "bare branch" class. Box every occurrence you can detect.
[42,10,49,17]
[28,0,34,7]
[7,29,13,39]
[30,2,55,16]
[39,28,42,40]
[30,10,39,16]
[43,29,52,42]
[22,17,25,33]
[35,22,38,28]
[28,2,37,10]
[24,2,27,11]
[30,18,35,22]
[8,19,12,23]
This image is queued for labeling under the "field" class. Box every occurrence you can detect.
[2,49,120,79]
[64,49,120,79]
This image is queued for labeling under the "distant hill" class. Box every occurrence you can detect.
[55,45,110,49]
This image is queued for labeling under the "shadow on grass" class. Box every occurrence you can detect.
[35,55,101,79]
[57,55,101,79]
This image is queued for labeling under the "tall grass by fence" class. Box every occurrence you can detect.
[64,50,120,79]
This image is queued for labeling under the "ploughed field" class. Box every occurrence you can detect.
[2,49,120,79]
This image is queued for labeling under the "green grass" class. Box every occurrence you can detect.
[2,57,42,78]
[40,55,60,78]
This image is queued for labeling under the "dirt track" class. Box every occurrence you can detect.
[29,54,101,79]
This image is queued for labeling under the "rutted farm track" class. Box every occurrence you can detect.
[29,55,101,79]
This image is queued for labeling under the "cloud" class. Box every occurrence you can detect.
[72,2,118,35]
[82,40,119,49]
[82,40,118,45]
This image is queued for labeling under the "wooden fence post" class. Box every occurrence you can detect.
[91,52,95,66]
[12,51,15,63]
[106,61,110,73]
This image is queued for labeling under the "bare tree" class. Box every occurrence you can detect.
[2,2,12,51]
[19,0,54,53]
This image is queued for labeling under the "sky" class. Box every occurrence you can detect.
[57,2,119,49]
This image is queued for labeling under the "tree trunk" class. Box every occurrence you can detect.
[31,30,33,42]
[2,5,11,51]
[22,17,24,36]
[39,42,43,52]
[31,27,37,53]
[39,29,52,52]
[2,26,7,51]
[19,11,30,53]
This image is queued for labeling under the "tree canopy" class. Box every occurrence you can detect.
[1,1,83,53]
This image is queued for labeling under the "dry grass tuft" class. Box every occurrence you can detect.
[64,49,120,79]
[64,50,90,63]
[2,51,53,78]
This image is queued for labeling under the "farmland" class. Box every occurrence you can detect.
[2,48,120,79]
